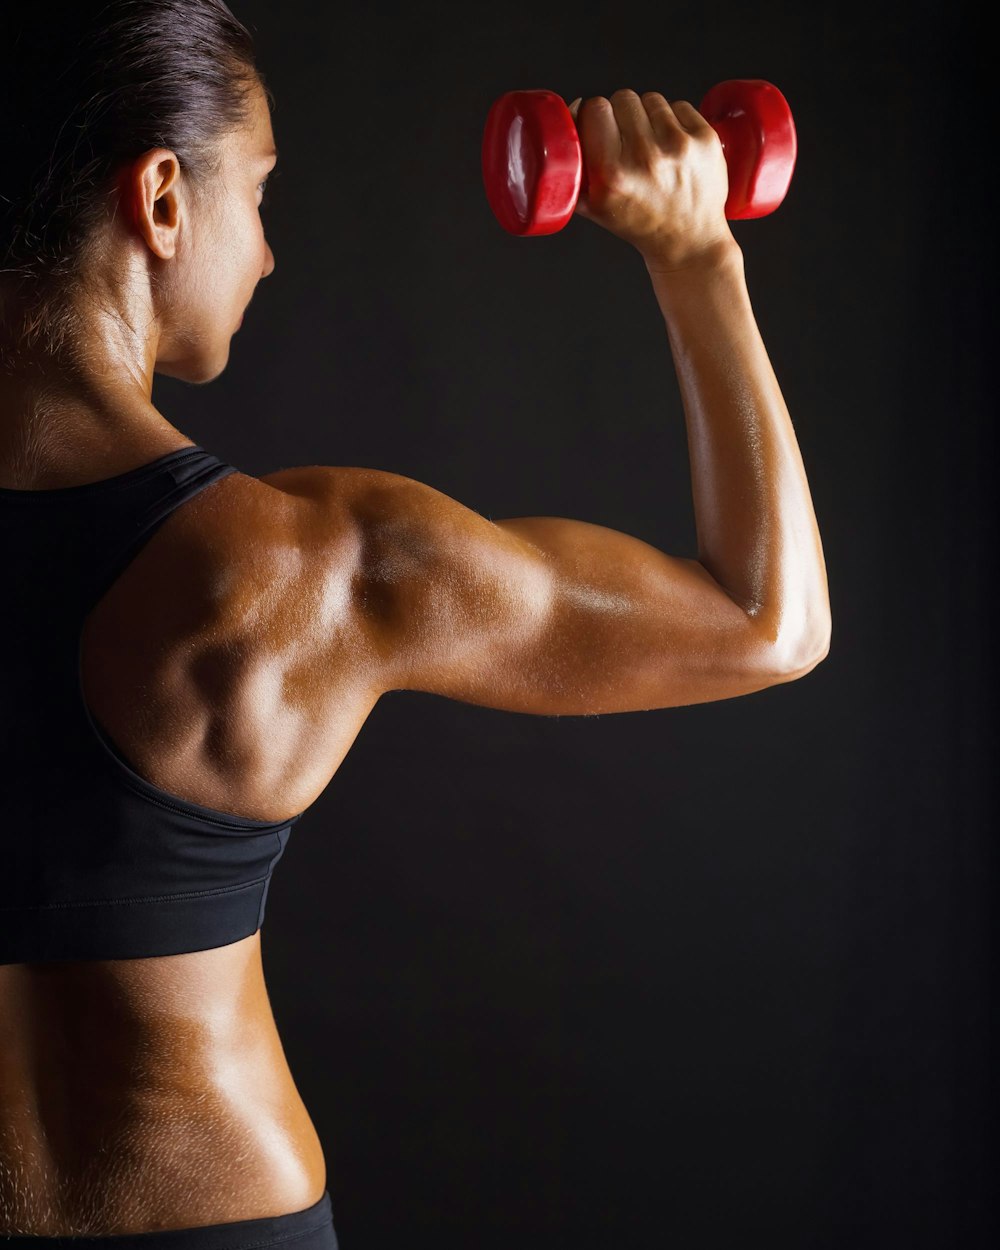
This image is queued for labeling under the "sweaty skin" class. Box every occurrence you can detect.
[0,88,829,1232]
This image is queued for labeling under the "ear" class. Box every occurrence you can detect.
[120,149,185,261]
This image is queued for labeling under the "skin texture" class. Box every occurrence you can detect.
[0,87,830,1232]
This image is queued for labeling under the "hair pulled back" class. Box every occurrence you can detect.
[0,0,272,359]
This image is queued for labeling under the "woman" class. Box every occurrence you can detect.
[0,1,831,1245]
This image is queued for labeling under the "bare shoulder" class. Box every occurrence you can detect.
[247,461,518,688]
[249,463,411,579]
[132,463,378,647]
[254,462,442,520]
[240,462,376,552]
[251,463,473,571]
[246,460,421,645]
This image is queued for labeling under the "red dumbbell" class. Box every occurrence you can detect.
[482,79,797,236]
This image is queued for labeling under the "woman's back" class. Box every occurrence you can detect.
[0,440,372,1232]
[0,414,827,1231]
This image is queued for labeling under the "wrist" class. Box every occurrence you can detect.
[643,237,750,327]
[641,235,744,280]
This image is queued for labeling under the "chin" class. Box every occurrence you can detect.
[155,346,232,385]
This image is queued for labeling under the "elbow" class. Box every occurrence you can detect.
[744,590,832,678]
[742,610,831,683]
[754,596,831,678]
[780,622,831,679]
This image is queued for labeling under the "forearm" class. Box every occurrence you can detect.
[645,240,831,666]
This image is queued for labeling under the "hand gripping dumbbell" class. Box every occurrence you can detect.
[482,79,797,236]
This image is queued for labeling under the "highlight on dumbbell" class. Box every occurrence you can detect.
[481,79,797,237]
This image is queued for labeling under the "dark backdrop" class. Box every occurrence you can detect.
[156,1,995,1245]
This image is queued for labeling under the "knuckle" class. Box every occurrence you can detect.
[610,87,640,101]
[601,164,631,194]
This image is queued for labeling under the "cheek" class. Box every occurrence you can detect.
[222,202,263,270]
[250,214,269,270]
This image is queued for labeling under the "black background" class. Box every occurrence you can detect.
[157,1,995,1245]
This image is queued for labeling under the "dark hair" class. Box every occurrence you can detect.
[0,0,273,358]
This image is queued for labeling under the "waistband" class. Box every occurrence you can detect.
[0,1191,338,1250]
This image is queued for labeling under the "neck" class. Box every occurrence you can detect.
[0,369,191,491]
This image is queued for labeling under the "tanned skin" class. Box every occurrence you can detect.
[0,86,828,1232]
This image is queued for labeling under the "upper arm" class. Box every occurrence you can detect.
[300,466,817,716]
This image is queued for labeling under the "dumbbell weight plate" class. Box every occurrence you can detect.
[482,89,583,236]
[698,79,797,220]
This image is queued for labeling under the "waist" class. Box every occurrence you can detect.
[0,1052,327,1235]
[0,941,326,1235]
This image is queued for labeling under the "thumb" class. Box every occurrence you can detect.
[568,96,582,122]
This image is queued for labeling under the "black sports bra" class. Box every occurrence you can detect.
[0,444,306,965]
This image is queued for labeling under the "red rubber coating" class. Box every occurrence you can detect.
[482,79,797,236]
[482,89,582,236]
[698,79,797,220]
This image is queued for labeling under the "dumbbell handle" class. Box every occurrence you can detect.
[568,99,753,193]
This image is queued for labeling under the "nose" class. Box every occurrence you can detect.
[262,240,275,279]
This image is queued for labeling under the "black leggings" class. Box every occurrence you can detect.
[0,1191,339,1250]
